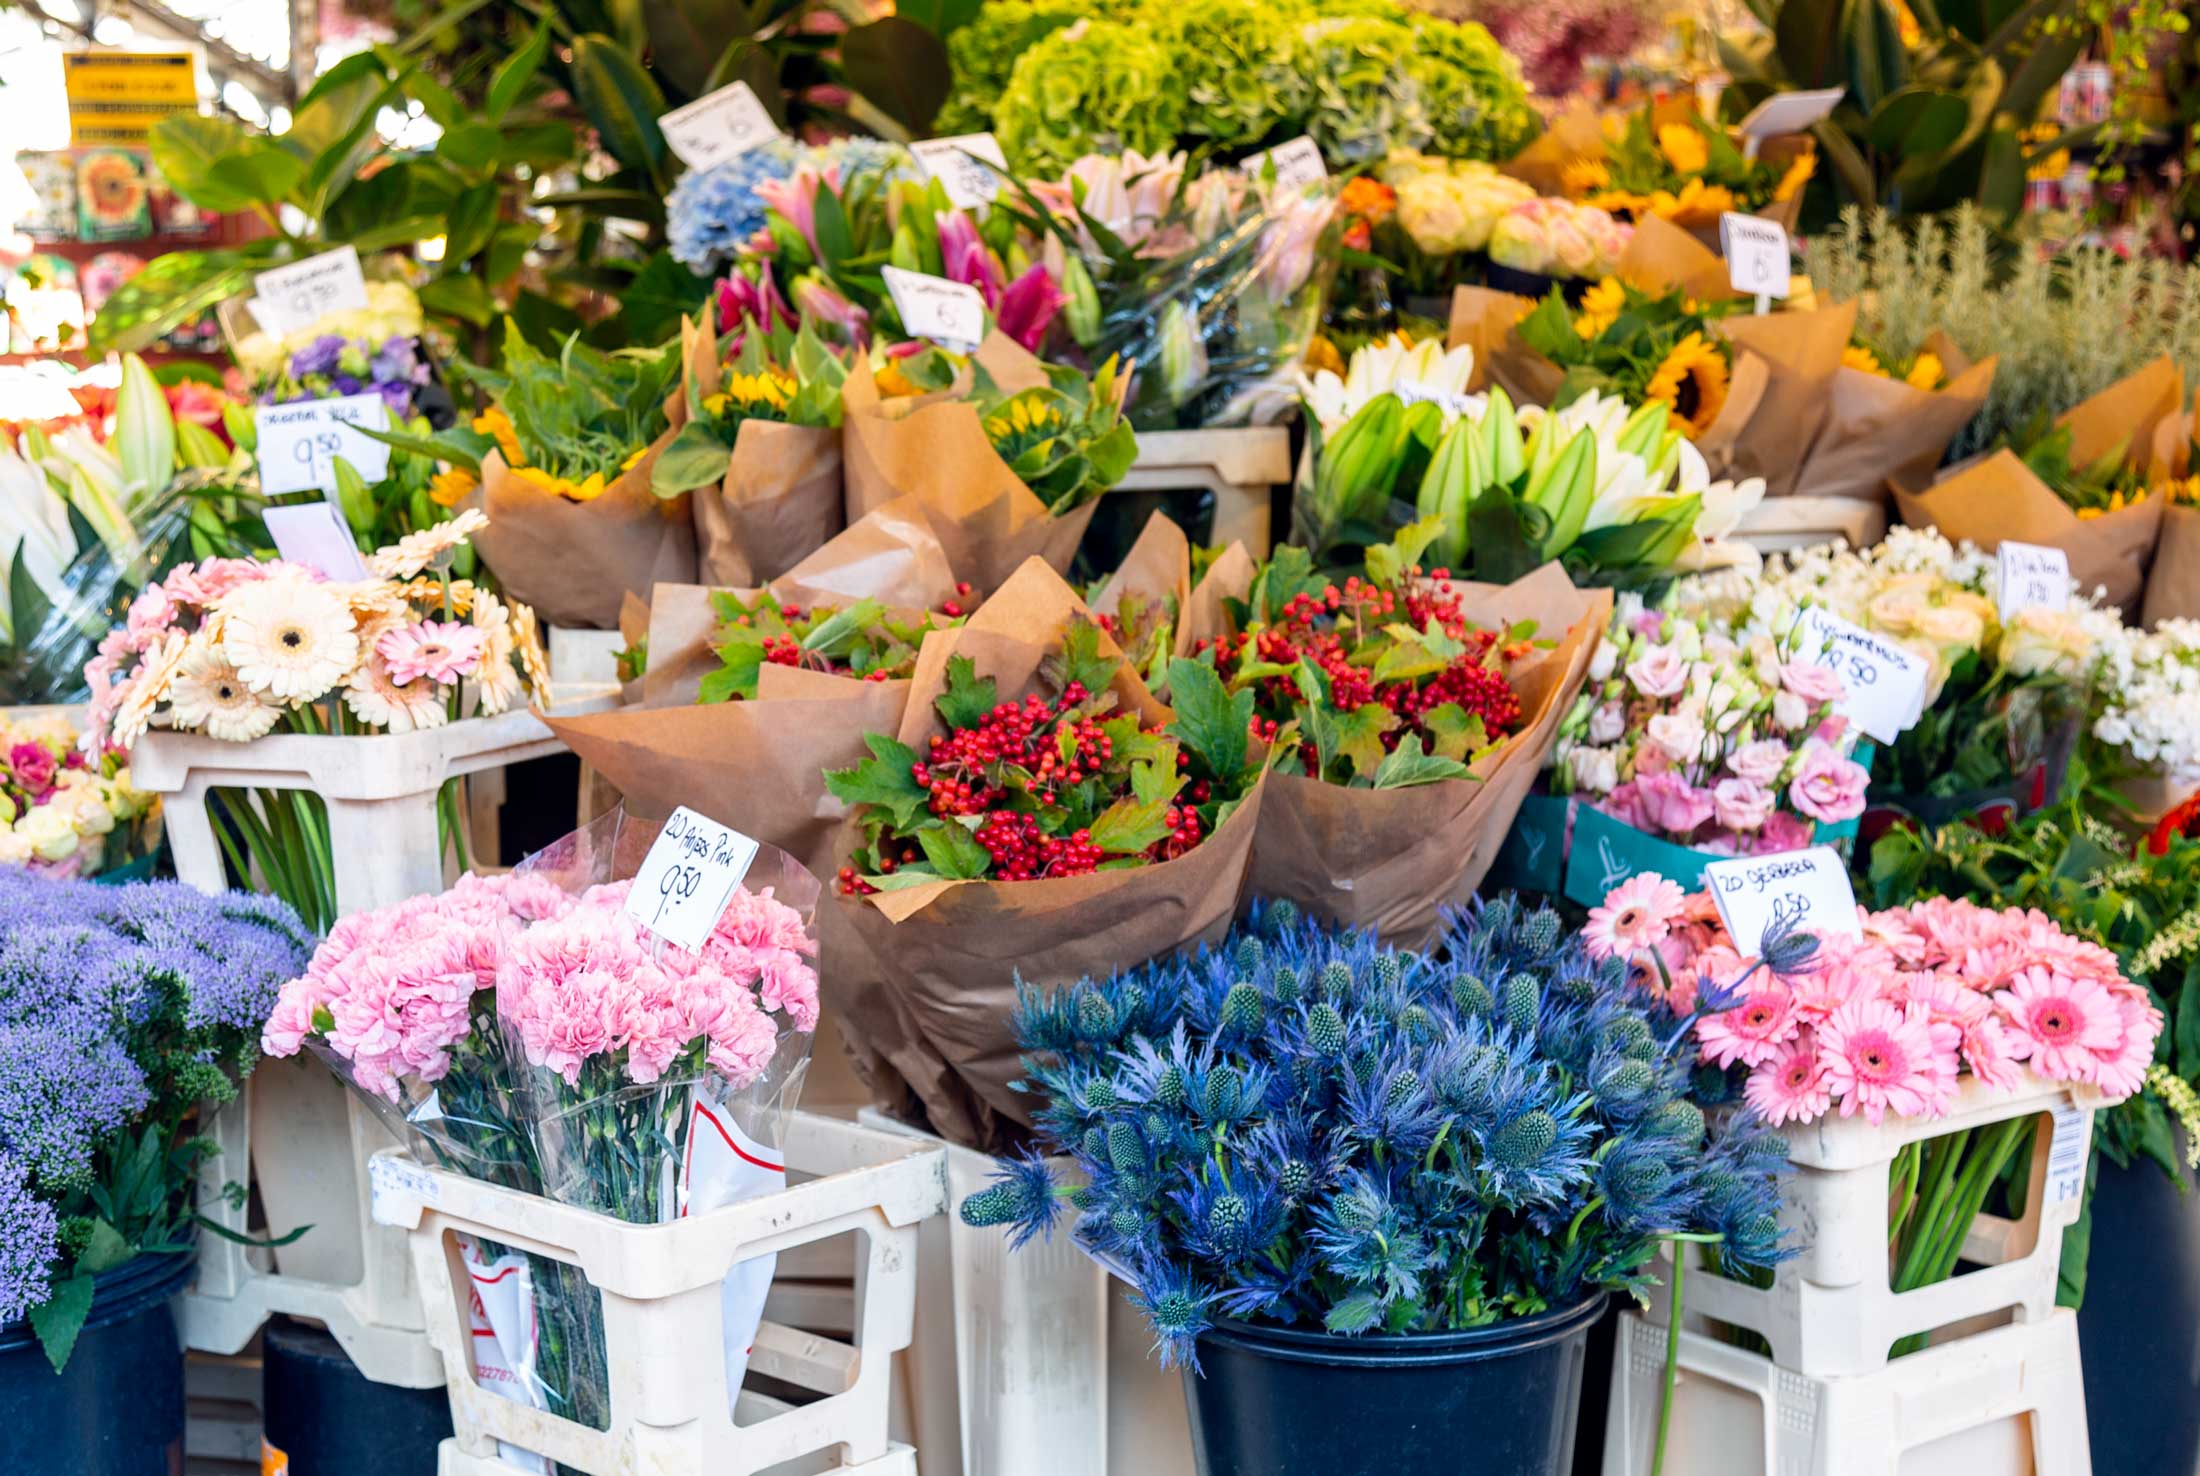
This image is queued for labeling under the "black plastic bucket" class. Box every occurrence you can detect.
[262,1316,453,1474]
[2078,1155,2200,1475]
[1182,1293,1608,1476]
[0,1251,193,1476]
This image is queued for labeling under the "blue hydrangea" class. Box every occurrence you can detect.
[666,139,804,273]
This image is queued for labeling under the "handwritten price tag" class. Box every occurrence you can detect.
[255,394,392,495]
[1735,88,1846,143]
[625,806,761,951]
[1997,540,2072,619]
[1239,135,1328,191]
[1791,606,1931,745]
[882,265,986,354]
[911,132,1010,210]
[659,81,782,170]
[250,246,370,335]
[1703,845,1862,959]
[1720,212,1791,300]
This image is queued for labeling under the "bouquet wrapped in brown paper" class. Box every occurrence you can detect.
[840,332,1135,590]
[2143,391,2200,627]
[1197,531,1610,944]
[1792,330,1996,502]
[820,558,1273,1149]
[1896,358,2186,612]
[473,442,697,629]
[1087,511,1262,691]
[654,313,848,587]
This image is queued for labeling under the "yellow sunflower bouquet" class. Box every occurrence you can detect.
[1565,108,1814,230]
[1842,341,1947,392]
[1515,276,1747,438]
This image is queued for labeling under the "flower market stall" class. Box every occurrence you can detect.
[6,2,2200,1475]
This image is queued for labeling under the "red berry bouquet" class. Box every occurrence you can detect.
[697,589,971,704]
[819,558,1274,1149]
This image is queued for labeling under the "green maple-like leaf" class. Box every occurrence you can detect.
[1334,703,1399,781]
[1371,734,1475,789]
[935,654,999,730]
[1164,657,1252,781]
[1420,704,1492,763]
[1043,617,1121,701]
[824,734,931,829]
[915,819,991,879]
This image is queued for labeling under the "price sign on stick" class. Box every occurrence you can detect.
[912,133,1010,209]
[882,266,986,354]
[1703,846,1862,959]
[1239,136,1328,191]
[625,806,762,951]
[250,246,370,335]
[1997,541,2072,619]
[1734,89,1846,155]
[1789,606,1931,745]
[659,81,782,170]
[1720,212,1791,311]
[255,395,392,495]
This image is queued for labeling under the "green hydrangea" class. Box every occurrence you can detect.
[1159,0,1311,151]
[995,21,1186,175]
[1301,16,1429,165]
[1407,14,1541,161]
[935,0,1097,137]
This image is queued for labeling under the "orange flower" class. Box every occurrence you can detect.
[1772,150,1817,203]
[428,466,478,508]
[1339,176,1396,224]
[471,407,524,467]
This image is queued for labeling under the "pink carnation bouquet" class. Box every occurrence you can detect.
[1552,597,1871,856]
[1586,873,2161,1324]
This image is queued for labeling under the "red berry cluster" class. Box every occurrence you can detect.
[938,581,976,620]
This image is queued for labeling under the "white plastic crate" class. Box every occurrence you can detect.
[134,708,588,914]
[1653,1076,2096,1379]
[1114,427,1291,557]
[546,625,628,709]
[1733,497,1888,556]
[368,1112,945,1476]
[856,1110,1112,1476]
[1600,1307,2091,1476]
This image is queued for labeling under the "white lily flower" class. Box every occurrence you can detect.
[1300,338,1478,435]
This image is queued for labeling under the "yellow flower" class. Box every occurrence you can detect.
[1304,335,1346,378]
[876,359,923,398]
[1843,344,1886,377]
[428,466,478,508]
[1772,150,1817,203]
[1561,160,1612,196]
[723,370,795,409]
[1643,332,1731,436]
[1588,189,1650,218]
[472,407,525,468]
[2167,476,2200,507]
[512,464,609,503]
[1573,276,1626,339]
[1658,122,1710,177]
[1904,352,1945,391]
[620,446,648,473]
[1652,178,1735,227]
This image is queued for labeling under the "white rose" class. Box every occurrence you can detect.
[0,829,29,865]
[15,804,80,861]
[1588,701,1626,744]
[1647,711,1707,762]
[69,788,115,836]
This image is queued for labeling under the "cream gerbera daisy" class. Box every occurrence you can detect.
[220,576,361,702]
[108,632,191,751]
[370,508,489,579]
[511,602,552,706]
[167,637,283,743]
[344,655,450,734]
[470,591,524,715]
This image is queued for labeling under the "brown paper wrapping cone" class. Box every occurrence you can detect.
[1447,286,1559,404]
[1619,215,1738,303]
[2058,356,2183,470]
[2143,505,2200,627]
[694,421,846,586]
[1503,105,1607,196]
[1792,346,1996,503]
[1184,543,1257,653]
[1092,511,1199,662]
[1894,449,2163,612]
[472,440,697,630]
[1714,300,1854,499]
[1244,565,1610,946]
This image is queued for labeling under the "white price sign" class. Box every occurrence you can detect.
[250,246,370,335]
[1996,540,2072,618]
[1395,379,1480,417]
[263,501,371,581]
[1703,845,1862,960]
[1735,88,1846,144]
[1791,606,1931,745]
[1239,135,1328,191]
[659,81,782,170]
[881,265,986,354]
[1720,212,1792,300]
[624,806,762,952]
[255,394,392,495]
[911,133,1010,210]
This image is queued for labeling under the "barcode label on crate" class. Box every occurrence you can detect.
[2045,1100,2087,1205]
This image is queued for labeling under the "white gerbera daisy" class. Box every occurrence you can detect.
[221,576,360,702]
[469,591,524,715]
[166,638,283,742]
[343,655,449,734]
[370,508,489,579]
[108,632,191,751]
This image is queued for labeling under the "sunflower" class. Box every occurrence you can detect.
[1649,178,1735,227]
[1573,277,1627,339]
[428,466,477,509]
[1772,150,1817,203]
[511,464,609,502]
[220,575,361,703]
[1657,123,1710,177]
[167,638,282,743]
[77,152,147,225]
[1644,333,1730,436]
[1561,160,1612,197]
[1842,344,1885,376]
[1904,352,1944,391]
[1588,189,1651,218]
[471,407,525,467]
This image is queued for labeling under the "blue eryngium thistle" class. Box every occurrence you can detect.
[958,894,1792,1364]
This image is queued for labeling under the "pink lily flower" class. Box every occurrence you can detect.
[995,263,1068,352]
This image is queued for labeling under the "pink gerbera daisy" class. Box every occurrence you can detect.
[1745,1033,1831,1125]
[1698,981,1802,1068]
[1818,997,1943,1123]
[1582,874,1689,961]
[1994,967,2123,1084]
[377,620,488,687]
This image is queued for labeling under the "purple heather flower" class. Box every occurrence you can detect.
[0,1151,57,1324]
[0,1022,148,1191]
[289,334,346,378]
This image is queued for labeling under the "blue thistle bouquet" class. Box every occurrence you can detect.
[0,870,314,1369]
[961,895,1789,1368]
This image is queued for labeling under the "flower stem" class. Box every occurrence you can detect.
[1652,1240,1686,1476]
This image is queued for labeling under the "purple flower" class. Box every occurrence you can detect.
[332,374,364,396]
[376,380,415,418]
[370,337,419,385]
[289,334,346,378]
[0,1152,57,1324]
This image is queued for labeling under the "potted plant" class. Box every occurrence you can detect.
[959,895,1789,1476]
[0,869,312,1473]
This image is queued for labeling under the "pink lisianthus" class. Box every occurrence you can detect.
[1711,777,1774,834]
[1751,810,1817,855]
[1625,642,1688,698]
[1788,740,1869,824]
[1634,770,1716,837]
[1779,661,1845,705]
[1725,739,1790,787]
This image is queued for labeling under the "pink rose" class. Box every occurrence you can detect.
[1626,643,1689,698]
[1726,739,1790,787]
[1781,661,1844,705]
[1788,740,1869,824]
[1635,770,1716,837]
[1712,778,1775,833]
[1753,811,1816,854]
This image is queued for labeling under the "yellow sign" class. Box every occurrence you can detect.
[64,50,199,146]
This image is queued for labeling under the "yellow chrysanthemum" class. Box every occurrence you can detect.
[512,464,609,503]
[1904,352,1945,391]
[1561,160,1612,196]
[1772,150,1817,203]
[1644,332,1730,436]
[428,466,478,509]
[1658,123,1710,177]
[472,407,524,468]
[1843,344,1885,377]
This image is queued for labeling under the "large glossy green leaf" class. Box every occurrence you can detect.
[487,22,553,121]
[443,181,500,265]
[207,140,307,207]
[896,0,983,37]
[1866,87,1968,158]
[571,33,670,181]
[703,38,788,125]
[611,250,714,346]
[419,272,497,327]
[149,114,260,212]
[1774,0,1846,88]
[87,249,261,353]
[1839,0,1908,112]
[839,18,951,133]
[645,0,759,99]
